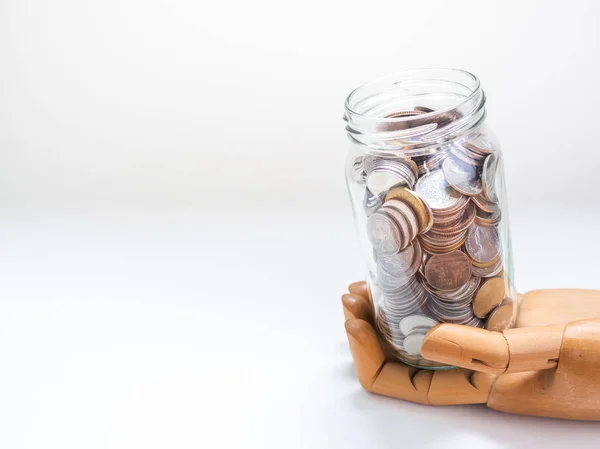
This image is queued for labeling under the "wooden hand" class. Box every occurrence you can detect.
[343,282,600,419]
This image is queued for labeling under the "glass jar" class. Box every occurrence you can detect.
[344,69,517,369]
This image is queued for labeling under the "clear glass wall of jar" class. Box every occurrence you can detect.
[344,69,517,369]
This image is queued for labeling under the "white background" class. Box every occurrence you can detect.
[1,0,600,447]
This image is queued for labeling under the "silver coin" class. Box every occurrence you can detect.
[384,200,419,244]
[363,188,382,217]
[415,170,464,211]
[482,153,499,203]
[403,333,427,356]
[367,211,401,256]
[465,134,496,155]
[352,156,366,184]
[398,315,438,336]
[378,241,416,273]
[465,223,501,264]
[366,169,410,197]
[376,264,412,291]
[442,156,482,197]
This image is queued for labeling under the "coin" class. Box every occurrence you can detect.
[385,110,428,118]
[428,203,476,235]
[470,252,501,268]
[465,135,496,155]
[377,264,413,291]
[473,276,505,318]
[472,194,499,214]
[385,187,434,234]
[403,332,427,356]
[465,223,501,264]
[442,156,483,196]
[472,257,503,278]
[366,169,410,196]
[475,208,501,227]
[384,200,419,245]
[482,152,499,202]
[363,188,382,217]
[414,106,435,113]
[378,240,416,273]
[367,211,401,256]
[424,250,472,291]
[452,144,486,166]
[398,315,438,336]
[352,156,366,184]
[415,170,464,211]
[485,300,516,331]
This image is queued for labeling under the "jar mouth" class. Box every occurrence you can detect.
[344,69,486,153]
[344,68,481,121]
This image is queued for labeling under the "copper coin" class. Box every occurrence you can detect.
[429,203,476,235]
[475,208,501,227]
[384,200,419,245]
[432,276,481,302]
[472,194,499,214]
[442,156,483,197]
[464,137,496,155]
[485,300,516,331]
[473,276,505,319]
[420,236,468,255]
[414,106,435,113]
[420,232,467,249]
[472,258,503,278]
[385,110,427,118]
[385,187,434,234]
[470,252,501,269]
[452,145,485,167]
[424,250,472,291]
[465,223,501,264]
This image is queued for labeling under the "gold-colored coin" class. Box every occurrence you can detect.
[385,187,434,234]
[473,277,505,319]
[485,300,516,331]
[470,252,501,268]
[419,235,468,254]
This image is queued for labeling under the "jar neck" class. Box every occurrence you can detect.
[344,69,487,156]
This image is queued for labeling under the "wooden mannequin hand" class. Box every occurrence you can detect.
[343,282,600,420]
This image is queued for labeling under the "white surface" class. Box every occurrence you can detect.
[1,206,600,449]
[2,0,600,447]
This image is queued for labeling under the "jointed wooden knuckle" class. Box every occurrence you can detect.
[428,369,489,405]
[502,325,563,373]
[421,324,509,374]
[371,363,432,404]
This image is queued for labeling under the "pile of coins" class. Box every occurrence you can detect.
[355,119,515,364]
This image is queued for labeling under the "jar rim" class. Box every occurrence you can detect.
[344,68,481,122]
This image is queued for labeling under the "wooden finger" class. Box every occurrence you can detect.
[342,293,374,324]
[345,319,386,390]
[348,281,369,300]
[349,280,374,313]
[503,325,563,373]
[428,369,490,405]
[421,324,509,374]
[488,319,600,420]
[370,364,432,404]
